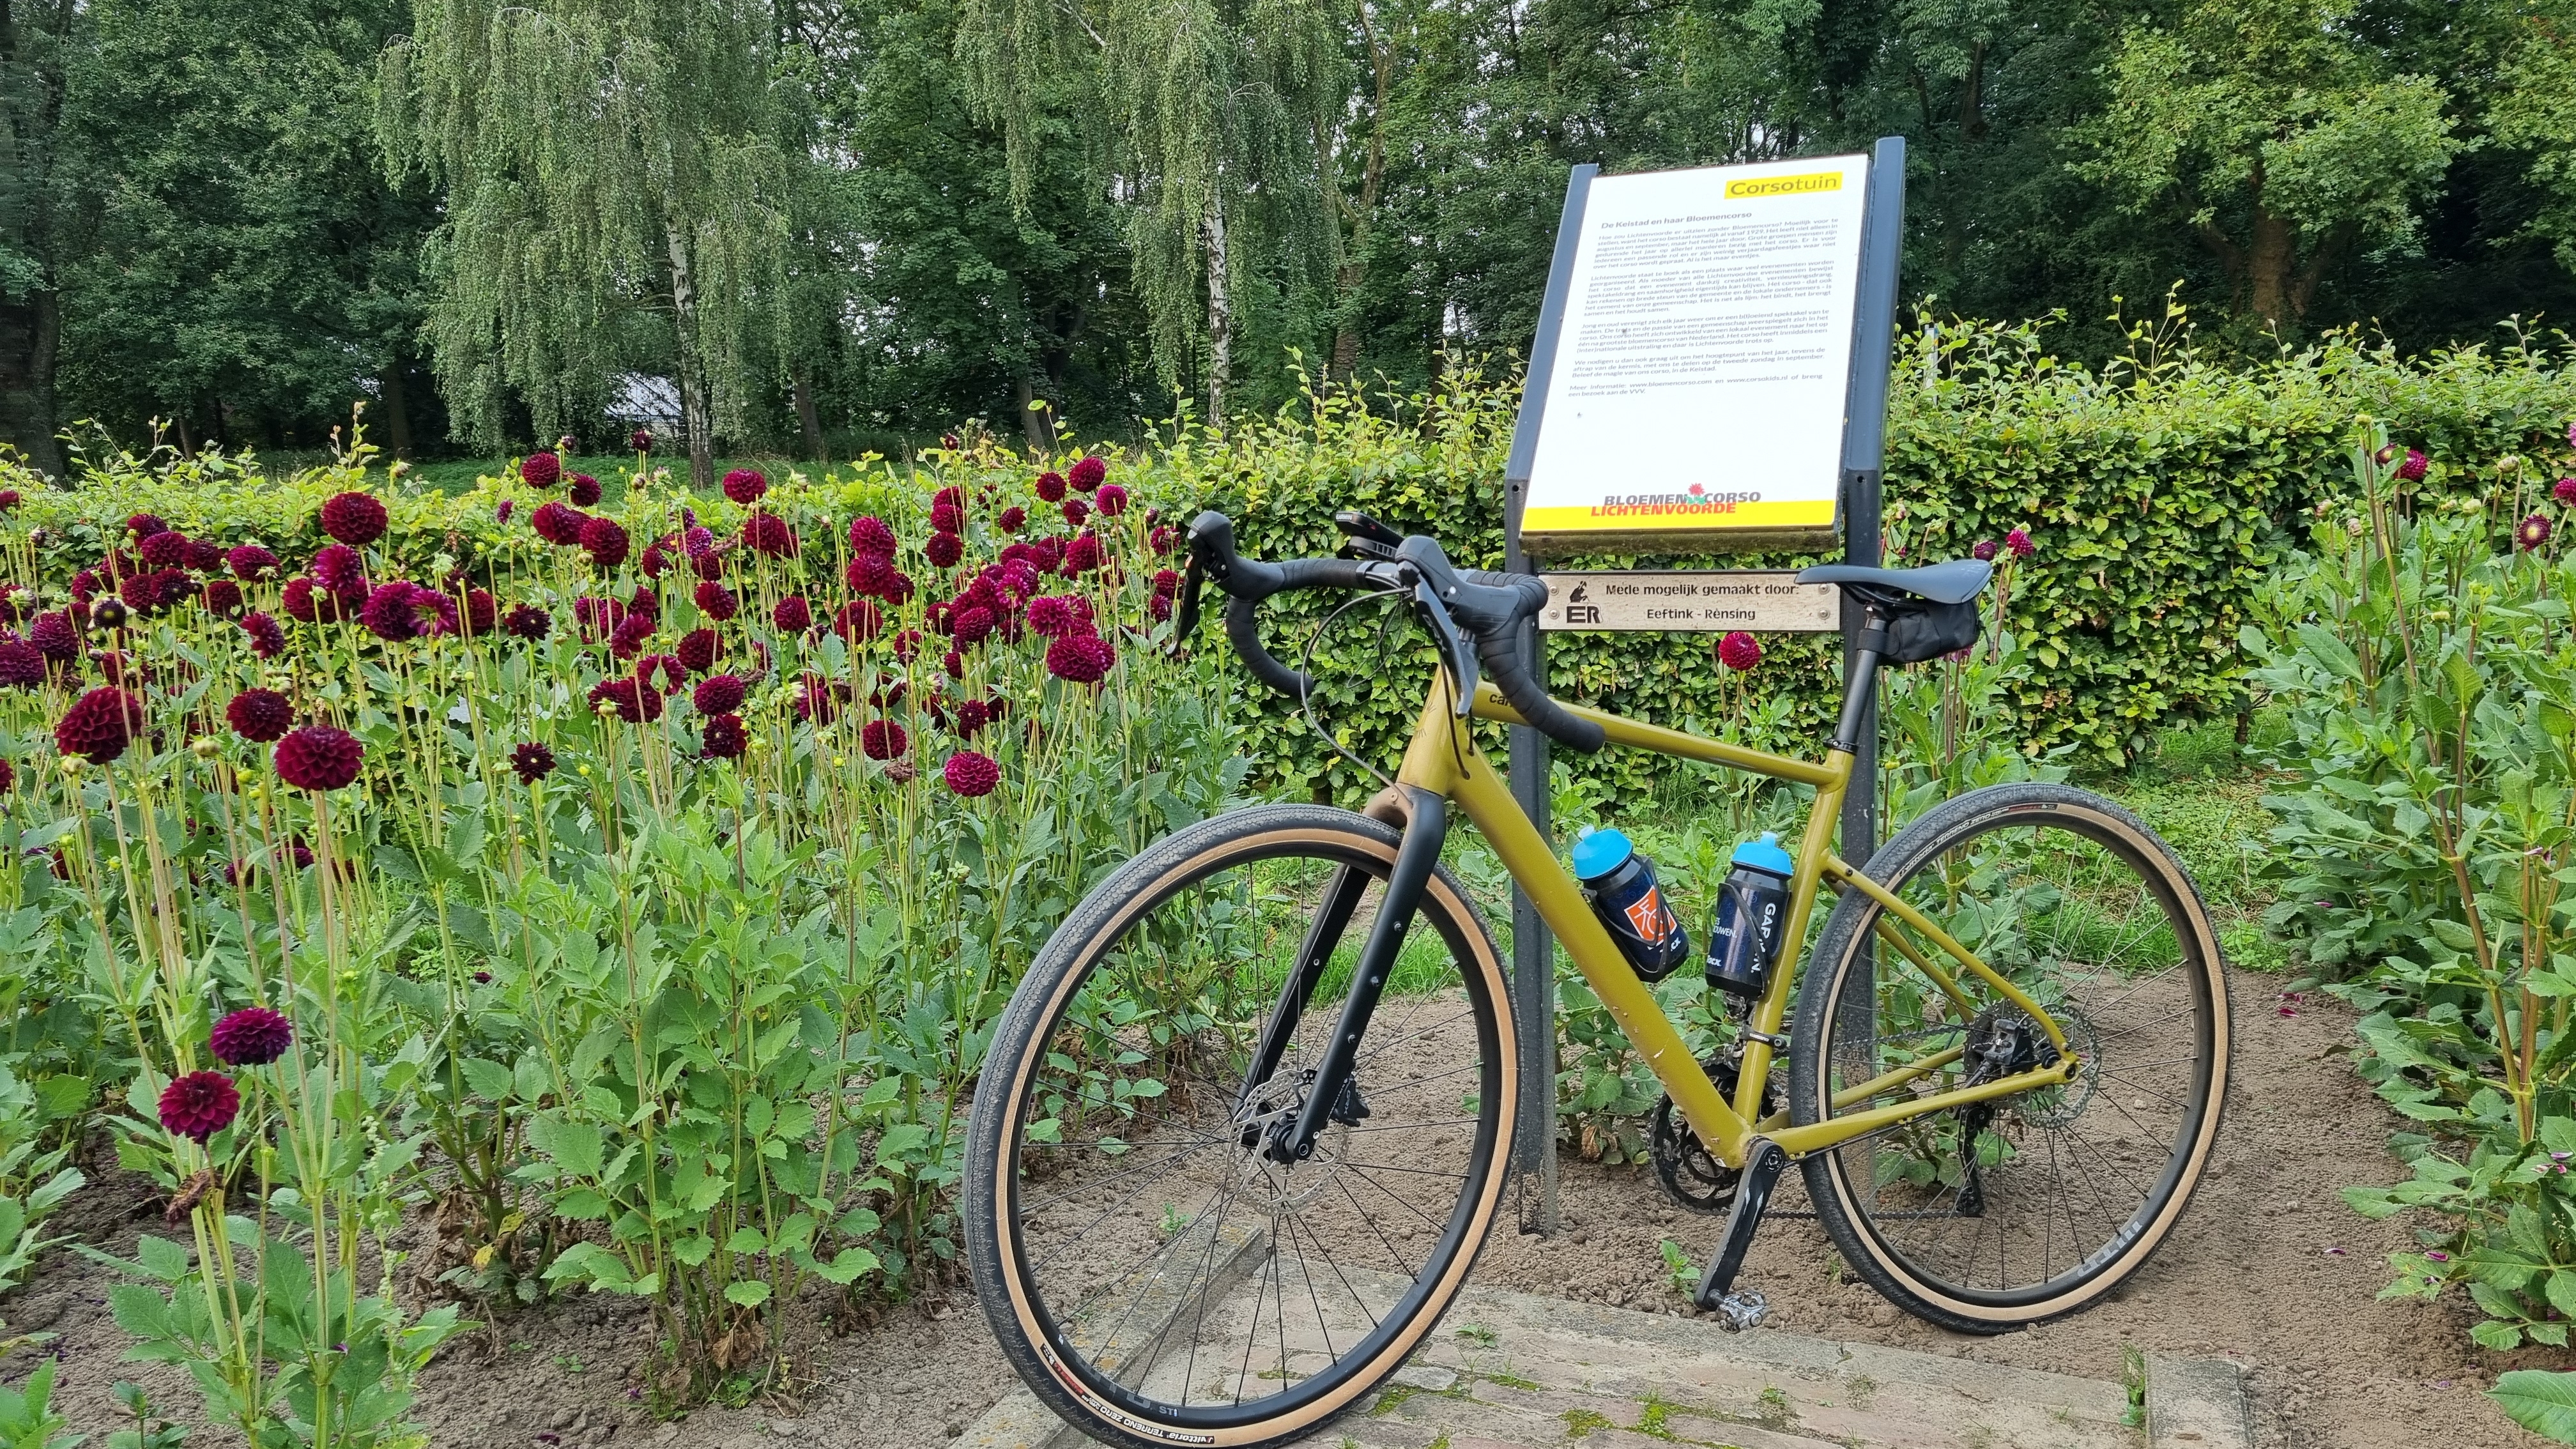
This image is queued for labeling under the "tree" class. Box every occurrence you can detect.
[957,0,1345,422]
[379,0,801,486]
[52,0,436,457]
[2079,0,2462,326]
[0,0,78,475]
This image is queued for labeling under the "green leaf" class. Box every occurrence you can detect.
[813,1247,880,1285]
[2492,1370,2576,1442]
[526,1115,604,1178]
[722,1279,772,1308]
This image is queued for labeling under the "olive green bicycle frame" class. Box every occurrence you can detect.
[1388,671,2076,1174]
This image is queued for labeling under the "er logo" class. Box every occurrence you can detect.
[1623,886,1670,943]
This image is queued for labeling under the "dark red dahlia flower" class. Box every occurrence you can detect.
[630,427,653,454]
[202,579,244,617]
[568,473,602,507]
[2521,513,2553,552]
[794,673,848,724]
[676,627,720,674]
[572,595,624,640]
[1972,539,1998,562]
[241,611,288,659]
[1045,632,1115,684]
[89,596,131,632]
[0,641,41,687]
[639,541,671,579]
[531,501,585,546]
[510,741,555,783]
[998,506,1027,534]
[627,584,660,620]
[1062,532,1103,575]
[845,553,895,598]
[693,673,746,714]
[848,516,898,555]
[464,588,498,635]
[1149,525,1176,555]
[638,654,687,695]
[772,595,813,632]
[2004,528,2034,558]
[588,675,663,723]
[0,759,12,792]
[55,686,144,763]
[1026,595,1077,638]
[723,468,767,504]
[521,452,562,489]
[1147,592,1172,622]
[931,500,963,533]
[30,611,78,664]
[926,531,963,568]
[742,512,797,557]
[860,718,907,760]
[0,488,16,510]
[313,543,366,593]
[580,516,631,569]
[187,539,226,572]
[158,1070,240,1142]
[700,712,747,760]
[273,725,364,790]
[503,603,552,641]
[138,530,190,568]
[943,749,1000,797]
[693,581,738,621]
[955,698,991,737]
[226,688,294,743]
[1068,456,1105,493]
[952,604,995,647]
[320,491,389,546]
[1061,497,1090,528]
[692,552,724,583]
[1095,484,1129,517]
[209,1006,293,1066]
[1717,631,1761,671]
[280,577,321,624]
[833,599,884,643]
[361,581,432,642]
[940,648,963,678]
[125,512,169,542]
[1035,471,1068,503]
[608,613,655,659]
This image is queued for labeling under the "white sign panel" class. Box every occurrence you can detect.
[1538,572,1840,633]
[1520,155,1871,553]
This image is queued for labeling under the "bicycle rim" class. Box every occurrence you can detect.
[971,808,1514,1445]
[1795,786,2226,1323]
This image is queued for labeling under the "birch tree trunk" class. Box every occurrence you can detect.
[666,222,716,489]
[1202,203,1230,427]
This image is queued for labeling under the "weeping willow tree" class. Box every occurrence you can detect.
[377,0,796,485]
[957,0,1345,422]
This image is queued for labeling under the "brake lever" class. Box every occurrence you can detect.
[1406,571,1480,716]
[1169,555,1204,656]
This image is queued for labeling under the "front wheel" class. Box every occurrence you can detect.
[964,804,1518,1448]
[1788,782,2231,1334]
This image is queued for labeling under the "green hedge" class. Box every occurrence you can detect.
[9,320,2573,795]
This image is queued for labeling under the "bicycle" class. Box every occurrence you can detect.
[963,509,2231,1448]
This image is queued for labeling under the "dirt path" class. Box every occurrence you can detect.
[6,992,2549,1447]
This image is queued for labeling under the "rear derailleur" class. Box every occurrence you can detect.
[1951,1008,2059,1218]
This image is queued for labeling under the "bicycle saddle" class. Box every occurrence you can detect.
[1796,558,1992,606]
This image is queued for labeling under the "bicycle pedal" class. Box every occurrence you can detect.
[1708,1288,1770,1332]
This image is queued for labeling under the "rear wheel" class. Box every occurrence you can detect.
[1788,782,2230,1333]
[964,804,1517,1448]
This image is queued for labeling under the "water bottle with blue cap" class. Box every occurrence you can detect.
[1570,826,1691,981]
[1706,832,1795,999]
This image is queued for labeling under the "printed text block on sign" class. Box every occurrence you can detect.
[1537,572,1839,632]
[1518,155,1871,556]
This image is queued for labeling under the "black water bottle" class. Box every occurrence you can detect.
[1571,827,1692,981]
[1706,832,1795,999]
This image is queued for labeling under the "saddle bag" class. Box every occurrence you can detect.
[1882,598,1982,664]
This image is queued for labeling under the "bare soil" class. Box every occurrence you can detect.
[4,990,2550,1448]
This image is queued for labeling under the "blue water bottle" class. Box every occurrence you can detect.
[1572,827,1692,981]
[1706,832,1795,999]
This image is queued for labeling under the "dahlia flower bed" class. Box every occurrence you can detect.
[0,438,1237,1436]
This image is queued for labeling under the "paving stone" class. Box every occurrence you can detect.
[2145,1354,2251,1449]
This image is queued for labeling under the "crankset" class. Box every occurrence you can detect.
[1650,1050,1782,1214]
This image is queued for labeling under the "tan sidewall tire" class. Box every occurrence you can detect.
[1788,782,2232,1334]
[963,804,1519,1449]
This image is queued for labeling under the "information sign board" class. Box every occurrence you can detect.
[1537,572,1838,633]
[1512,153,1873,555]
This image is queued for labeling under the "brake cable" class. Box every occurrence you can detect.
[1294,585,1406,793]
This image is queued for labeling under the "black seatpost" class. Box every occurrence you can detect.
[1830,602,1888,755]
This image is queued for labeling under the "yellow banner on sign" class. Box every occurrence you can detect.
[1723,171,1844,200]
[1521,499,1837,533]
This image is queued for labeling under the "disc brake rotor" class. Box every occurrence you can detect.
[1230,1066,1350,1211]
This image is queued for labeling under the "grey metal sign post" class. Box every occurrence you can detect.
[1501,137,1908,1234]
